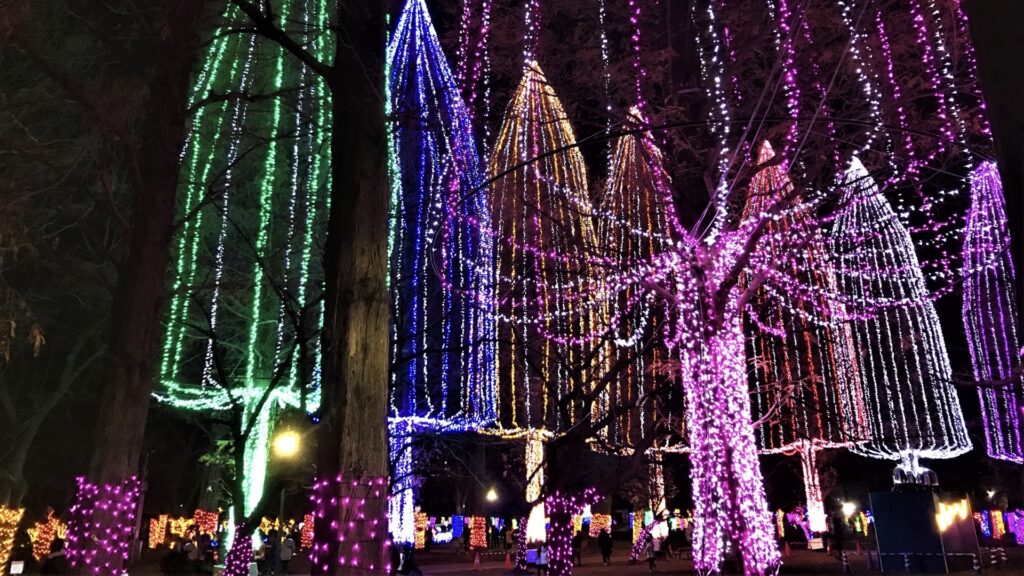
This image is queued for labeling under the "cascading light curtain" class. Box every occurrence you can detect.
[595,108,687,454]
[740,141,868,532]
[962,161,1024,463]
[832,158,970,473]
[385,0,498,542]
[157,0,333,518]
[488,61,599,434]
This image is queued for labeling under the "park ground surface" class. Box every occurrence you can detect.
[19,544,1020,575]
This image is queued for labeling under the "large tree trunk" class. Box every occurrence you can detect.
[87,0,205,485]
[70,2,204,573]
[312,1,390,574]
[681,306,780,576]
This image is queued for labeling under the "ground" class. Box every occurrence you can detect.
[26,543,1017,575]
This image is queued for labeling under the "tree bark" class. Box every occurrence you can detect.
[71,4,204,574]
[87,0,206,485]
[312,1,390,574]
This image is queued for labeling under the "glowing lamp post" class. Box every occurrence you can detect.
[841,502,857,519]
[272,430,301,459]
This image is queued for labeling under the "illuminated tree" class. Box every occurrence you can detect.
[486,60,600,542]
[740,141,867,533]
[158,1,332,547]
[594,108,688,519]
[5,2,207,573]
[385,0,496,543]
[832,158,971,477]
[963,161,1024,463]
[488,61,599,434]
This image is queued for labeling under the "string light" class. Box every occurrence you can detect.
[385,0,500,542]
[0,507,24,572]
[386,0,496,426]
[300,514,314,550]
[29,510,65,560]
[693,0,735,240]
[627,519,668,563]
[991,510,1005,540]
[148,515,168,549]
[169,516,192,538]
[414,511,427,550]
[222,526,254,576]
[514,515,529,571]
[65,476,141,575]
[741,141,866,533]
[974,511,991,538]
[488,61,597,433]
[193,509,219,536]
[962,161,1024,463]
[836,0,884,154]
[455,0,494,151]
[587,514,611,539]
[470,516,488,550]
[544,489,600,576]
[158,0,334,525]
[596,108,686,452]
[525,431,547,544]
[833,158,971,468]
[934,499,968,532]
[308,475,390,573]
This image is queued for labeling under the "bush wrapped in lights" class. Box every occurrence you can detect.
[587,514,611,538]
[29,510,65,560]
[192,509,219,536]
[469,516,488,550]
[0,507,24,573]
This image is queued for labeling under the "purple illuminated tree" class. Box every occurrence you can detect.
[963,161,1024,463]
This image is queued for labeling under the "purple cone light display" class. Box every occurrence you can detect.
[963,161,1024,463]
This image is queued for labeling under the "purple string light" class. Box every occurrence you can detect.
[963,161,1024,463]
[65,476,141,575]
[309,474,391,573]
[222,526,255,576]
[544,489,601,576]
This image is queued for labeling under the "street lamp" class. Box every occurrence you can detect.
[485,488,499,503]
[273,430,301,458]
[841,502,857,518]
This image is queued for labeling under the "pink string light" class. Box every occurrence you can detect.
[963,161,1023,463]
[308,474,390,573]
[65,476,141,575]
[544,489,601,576]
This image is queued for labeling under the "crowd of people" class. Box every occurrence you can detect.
[159,526,295,575]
